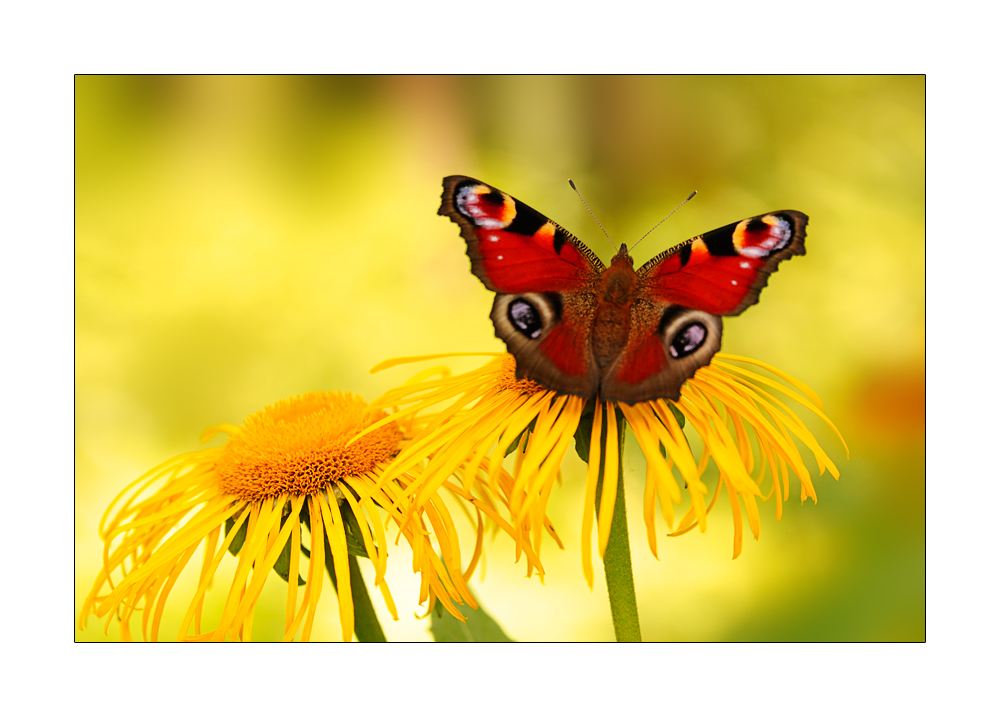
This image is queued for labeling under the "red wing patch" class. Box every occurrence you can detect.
[601,303,723,404]
[439,176,604,294]
[612,330,668,384]
[639,211,808,316]
[537,322,590,378]
[489,291,601,397]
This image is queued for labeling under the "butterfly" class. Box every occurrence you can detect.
[438,176,807,405]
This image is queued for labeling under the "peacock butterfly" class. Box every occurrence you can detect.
[438,175,807,405]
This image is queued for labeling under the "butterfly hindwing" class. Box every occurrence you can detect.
[439,176,604,396]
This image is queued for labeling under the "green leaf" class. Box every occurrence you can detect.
[272,534,307,586]
[429,592,514,642]
[504,417,537,456]
[225,514,248,556]
[668,402,686,429]
[224,505,305,584]
[573,399,597,462]
[347,554,385,642]
[574,400,626,462]
[269,501,307,585]
[313,512,386,641]
[339,500,371,559]
[298,491,369,560]
[255,492,372,590]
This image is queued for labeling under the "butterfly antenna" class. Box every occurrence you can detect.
[629,190,698,252]
[569,179,616,251]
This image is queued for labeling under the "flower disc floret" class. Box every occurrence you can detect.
[493,353,546,395]
[217,391,403,501]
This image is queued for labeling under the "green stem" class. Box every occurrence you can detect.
[595,408,642,642]
[346,554,386,642]
[323,538,387,642]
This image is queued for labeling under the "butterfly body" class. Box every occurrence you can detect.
[439,176,807,405]
[589,247,638,366]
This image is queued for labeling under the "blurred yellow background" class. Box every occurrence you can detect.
[76,75,924,641]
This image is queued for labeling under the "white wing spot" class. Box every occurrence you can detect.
[488,235,499,242]
[497,255,504,260]
[740,261,750,269]
[731,280,738,285]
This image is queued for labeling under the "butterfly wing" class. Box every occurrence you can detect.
[600,211,808,403]
[637,210,808,315]
[439,176,605,396]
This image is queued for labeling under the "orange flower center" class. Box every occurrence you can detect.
[216,391,403,502]
[494,353,547,395]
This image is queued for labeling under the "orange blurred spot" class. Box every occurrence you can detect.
[851,366,925,446]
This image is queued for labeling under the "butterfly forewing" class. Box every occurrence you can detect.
[637,210,808,316]
[439,176,605,294]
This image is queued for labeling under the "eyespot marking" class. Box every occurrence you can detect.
[734,214,793,258]
[508,298,543,339]
[454,183,515,229]
[668,322,707,358]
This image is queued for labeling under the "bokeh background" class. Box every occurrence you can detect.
[75,75,924,642]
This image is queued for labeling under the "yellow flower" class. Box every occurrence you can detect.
[78,390,538,641]
[368,353,847,588]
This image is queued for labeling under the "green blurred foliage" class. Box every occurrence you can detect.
[429,596,514,642]
[76,76,924,641]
